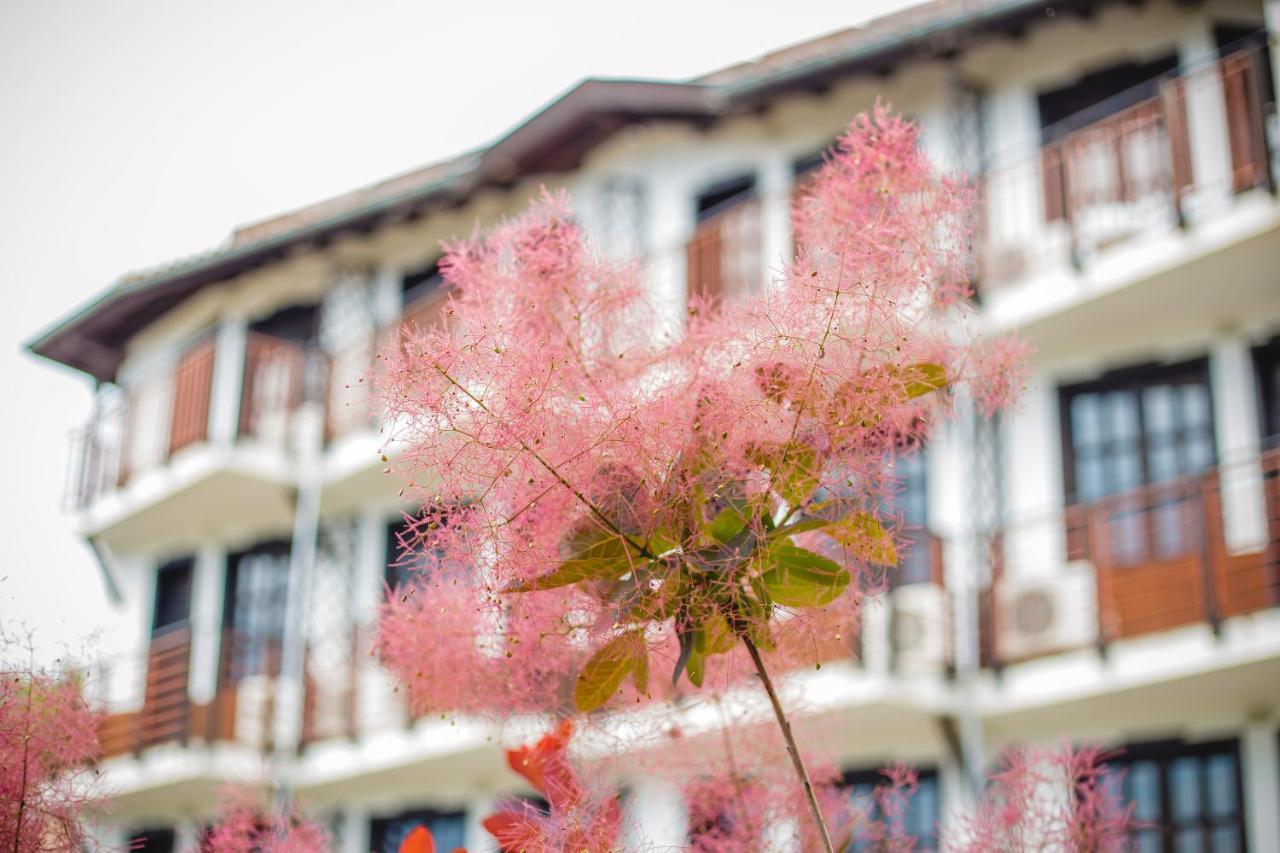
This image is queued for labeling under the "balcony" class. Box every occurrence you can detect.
[685,195,763,305]
[983,449,1280,669]
[978,48,1276,332]
[67,330,310,551]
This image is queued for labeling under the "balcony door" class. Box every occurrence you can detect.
[1061,360,1216,637]
[223,542,291,681]
[141,558,194,748]
[687,173,761,305]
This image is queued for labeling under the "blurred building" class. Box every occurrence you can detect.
[28,0,1280,849]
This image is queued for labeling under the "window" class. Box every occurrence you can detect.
[369,808,465,853]
[151,558,193,636]
[1037,53,1179,146]
[1112,739,1244,852]
[844,767,940,850]
[888,451,933,587]
[402,258,443,308]
[128,828,175,852]
[687,173,761,304]
[1060,360,1215,505]
[223,541,291,678]
[1254,336,1280,443]
[384,506,455,594]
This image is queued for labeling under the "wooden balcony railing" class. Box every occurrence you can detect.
[979,47,1273,290]
[686,197,763,305]
[69,331,309,510]
[983,449,1280,667]
[239,332,306,445]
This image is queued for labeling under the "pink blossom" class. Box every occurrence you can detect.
[202,788,330,853]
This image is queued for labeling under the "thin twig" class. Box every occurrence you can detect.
[742,635,836,853]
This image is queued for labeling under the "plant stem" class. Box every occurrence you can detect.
[741,635,835,853]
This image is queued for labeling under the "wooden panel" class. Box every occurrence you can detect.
[168,338,216,456]
[98,711,139,758]
[1221,52,1269,194]
[686,219,723,303]
[138,627,191,748]
[1206,451,1280,618]
[239,333,305,441]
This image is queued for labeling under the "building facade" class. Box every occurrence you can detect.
[28,0,1280,849]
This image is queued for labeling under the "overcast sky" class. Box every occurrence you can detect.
[0,0,923,662]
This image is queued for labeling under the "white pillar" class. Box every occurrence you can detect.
[187,544,226,709]
[207,315,249,447]
[464,795,499,853]
[175,820,201,851]
[1180,29,1234,219]
[645,174,696,336]
[1267,2,1280,168]
[374,261,403,325]
[1002,378,1067,577]
[861,597,891,677]
[1210,336,1268,552]
[339,805,371,853]
[980,83,1055,282]
[1243,720,1280,853]
[757,152,793,290]
[622,777,687,852]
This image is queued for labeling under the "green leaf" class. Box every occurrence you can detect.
[904,363,948,398]
[749,441,820,506]
[702,610,736,655]
[766,516,831,540]
[574,632,646,712]
[760,542,850,607]
[705,503,748,544]
[505,533,643,593]
[827,511,897,566]
[685,646,706,687]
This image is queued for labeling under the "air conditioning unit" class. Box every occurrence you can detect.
[891,582,950,673]
[995,561,1098,663]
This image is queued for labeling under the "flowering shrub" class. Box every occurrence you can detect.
[202,788,330,853]
[0,646,101,853]
[374,106,1030,849]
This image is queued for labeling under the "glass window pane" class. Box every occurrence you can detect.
[1073,394,1101,445]
[1108,391,1140,438]
[1144,385,1175,433]
[1205,754,1238,818]
[1170,757,1203,821]
[1179,383,1211,430]
[1126,761,1162,822]
[1209,825,1241,851]
[1175,828,1205,852]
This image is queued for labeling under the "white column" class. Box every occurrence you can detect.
[464,795,499,853]
[374,260,403,325]
[175,820,201,851]
[1002,378,1067,577]
[187,544,226,709]
[1180,29,1234,219]
[1210,336,1268,552]
[981,83,1055,281]
[757,152,793,290]
[339,805,371,853]
[622,777,687,852]
[1243,720,1280,853]
[207,315,249,447]
[861,598,891,677]
[1267,2,1280,164]
[645,174,696,336]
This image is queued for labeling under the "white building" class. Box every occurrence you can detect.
[27,0,1280,849]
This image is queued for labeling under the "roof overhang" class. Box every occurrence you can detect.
[29,0,1078,382]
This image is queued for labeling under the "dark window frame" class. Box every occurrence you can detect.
[843,766,941,850]
[151,557,194,636]
[369,807,466,853]
[1110,737,1246,852]
[1058,358,1216,507]
[1252,335,1280,445]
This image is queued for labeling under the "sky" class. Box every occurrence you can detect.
[0,0,925,662]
